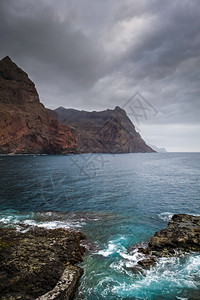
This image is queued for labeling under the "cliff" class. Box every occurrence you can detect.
[49,106,155,153]
[0,56,154,155]
[0,56,77,154]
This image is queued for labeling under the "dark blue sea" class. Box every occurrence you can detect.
[0,153,200,299]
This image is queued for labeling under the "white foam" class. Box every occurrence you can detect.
[98,241,117,257]
[97,236,127,257]
[95,235,200,298]
[110,260,124,272]
[111,254,200,298]
[0,212,34,225]
[23,219,84,230]
[158,212,174,222]
[119,248,144,263]
[0,212,85,231]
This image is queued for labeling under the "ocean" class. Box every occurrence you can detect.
[0,153,200,299]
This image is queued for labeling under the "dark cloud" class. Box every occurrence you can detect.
[0,0,200,151]
[0,0,106,93]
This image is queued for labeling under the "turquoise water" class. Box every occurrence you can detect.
[0,153,200,299]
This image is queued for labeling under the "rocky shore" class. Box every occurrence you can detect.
[133,214,200,269]
[0,227,86,299]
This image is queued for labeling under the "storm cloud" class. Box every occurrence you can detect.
[0,0,200,151]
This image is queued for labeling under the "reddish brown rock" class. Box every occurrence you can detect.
[49,106,155,153]
[0,56,77,154]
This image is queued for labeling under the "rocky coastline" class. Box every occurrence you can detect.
[0,227,86,299]
[1,214,199,298]
[132,214,200,269]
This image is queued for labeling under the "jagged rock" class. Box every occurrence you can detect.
[0,56,77,154]
[138,258,156,269]
[37,265,83,300]
[132,214,200,269]
[149,214,200,254]
[49,106,155,153]
[0,227,86,299]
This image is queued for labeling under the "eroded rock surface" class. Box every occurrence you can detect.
[132,214,200,269]
[0,56,77,154]
[49,106,155,153]
[0,227,86,299]
[149,214,200,254]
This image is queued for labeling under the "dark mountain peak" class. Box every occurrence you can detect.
[113,106,127,116]
[0,56,22,73]
[0,55,29,82]
[0,56,39,105]
[2,56,12,62]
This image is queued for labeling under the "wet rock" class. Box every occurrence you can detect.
[137,258,156,269]
[130,214,200,270]
[37,265,83,300]
[148,214,200,255]
[0,227,86,299]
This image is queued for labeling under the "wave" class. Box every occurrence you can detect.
[0,210,117,232]
[95,235,200,299]
[111,254,200,299]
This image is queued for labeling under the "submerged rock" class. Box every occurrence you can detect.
[132,214,200,269]
[0,227,86,299]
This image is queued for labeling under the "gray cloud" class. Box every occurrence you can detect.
[0,0,106,92]
[0,0,200,151]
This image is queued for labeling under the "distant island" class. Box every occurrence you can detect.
[0,56,154,155]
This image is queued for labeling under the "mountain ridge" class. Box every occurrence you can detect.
[49,106,155,153]
[0,56,154,154]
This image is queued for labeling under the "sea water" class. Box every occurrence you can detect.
[0,153,200,299]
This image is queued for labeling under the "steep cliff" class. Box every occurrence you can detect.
[50,106,154,153]
[0,56,77,154]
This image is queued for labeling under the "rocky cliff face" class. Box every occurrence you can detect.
[49,106,155,153]
[0,56,77,154]
[0,56,154,155]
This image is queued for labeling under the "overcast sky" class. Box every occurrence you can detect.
[0,0,200,151]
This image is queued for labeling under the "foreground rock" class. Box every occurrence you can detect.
[0,56,77,154]
[134,214,200,269]
[0,227,86,299]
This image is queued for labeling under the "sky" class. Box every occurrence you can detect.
[0,0,200,152]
